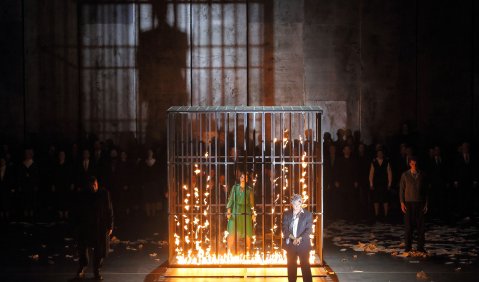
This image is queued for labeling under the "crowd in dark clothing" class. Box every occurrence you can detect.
[0,124,478,228]
[323,127,479,224]
[0,139,167,225]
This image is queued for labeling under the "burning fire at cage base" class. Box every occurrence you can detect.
[172,139,318,265]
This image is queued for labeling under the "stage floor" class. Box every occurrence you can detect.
[0,217,478,281]
[148,265,335,281]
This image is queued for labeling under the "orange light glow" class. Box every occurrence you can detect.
[172,136,318,265]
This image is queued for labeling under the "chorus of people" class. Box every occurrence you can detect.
[323,125,478,224]
[0,123,477,228]
[0,137,167,227]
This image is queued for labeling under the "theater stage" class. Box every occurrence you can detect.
[0,217,478,281]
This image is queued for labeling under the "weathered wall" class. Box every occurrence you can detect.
[303,0,361,137]
[416,0,477,143]
[23,0,79,143]
[0,0,25,142]
[1,0,477,145]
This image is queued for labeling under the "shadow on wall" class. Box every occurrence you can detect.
[137,0,188,145]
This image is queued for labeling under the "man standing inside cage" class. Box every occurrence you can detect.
[282,194,313,282]
[400,157,428,253]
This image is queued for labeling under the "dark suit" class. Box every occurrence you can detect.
[0,164,15,214]
[282,209,313,282]
[76,159,96,191]
[17,161,40,211]
[454,153,478,216]
[73,188,113,272]
[425,156,448,217]
[333,156,359,220]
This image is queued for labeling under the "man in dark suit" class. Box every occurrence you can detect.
[333,145,359,220]
[0,156,15,221]
[282,194,313,282]
[453,142,478,219]
[73,176,113,280]
[76,149,96,191]
[425,145,449,219]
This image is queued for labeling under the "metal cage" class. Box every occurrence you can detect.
[167,106,323,266]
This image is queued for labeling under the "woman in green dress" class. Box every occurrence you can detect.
[226,173,255,254]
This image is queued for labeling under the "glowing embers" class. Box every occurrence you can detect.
[172,149,318,266]
[167,107,324,266]
[173,249,318,265]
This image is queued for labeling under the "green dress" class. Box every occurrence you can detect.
[227,184,254,238]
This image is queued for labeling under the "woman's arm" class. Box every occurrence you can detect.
[226,185,235,218]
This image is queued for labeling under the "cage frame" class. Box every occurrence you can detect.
[167,106,323,266]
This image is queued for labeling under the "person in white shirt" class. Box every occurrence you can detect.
[282,194,313,282]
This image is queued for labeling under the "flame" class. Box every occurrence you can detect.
[174,251,316,265]
[194,164,201,175]
[172,140,319,266]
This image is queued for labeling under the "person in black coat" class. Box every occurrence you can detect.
[76,149,96,191]
[140,149,162,217]
[425,145,449,219]
[0,156,15,221]
[453,142,478,219]
[51,150,74,220]
[323,144,338,219]
[17,148,40,219]
[357,143,372,220]
[74,176,113,280]
[333,145,359,220]
[282,194,313,282]
[115,151,134,218]
[369,149,393,220]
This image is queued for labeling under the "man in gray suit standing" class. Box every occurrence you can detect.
[282,194,313,282]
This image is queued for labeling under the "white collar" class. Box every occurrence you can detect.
[293,208,304,218]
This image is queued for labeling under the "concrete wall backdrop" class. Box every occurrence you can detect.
[0,0,25,143]
[0,0,478,146]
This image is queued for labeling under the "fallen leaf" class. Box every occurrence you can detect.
[416,270,428,280]
[29,254,39,261]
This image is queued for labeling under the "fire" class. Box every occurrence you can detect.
[172,134,318,266]
[173,248,318,265]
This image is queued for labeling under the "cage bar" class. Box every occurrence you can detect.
[167,106,323,266]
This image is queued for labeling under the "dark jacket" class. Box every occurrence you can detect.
[0,164,15,209]
[75,159,97,190]
[425,156,449,187]
[454,154,477,186]
[333,156,358,189]
[74,188,114,257]
[282,209,313,252]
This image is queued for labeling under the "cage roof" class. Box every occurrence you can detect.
[168,106,323,113]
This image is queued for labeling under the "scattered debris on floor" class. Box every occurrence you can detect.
[110,236,121,245]
[416,270,428,280]
[325,219,479,265]
[29,254,39,261]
